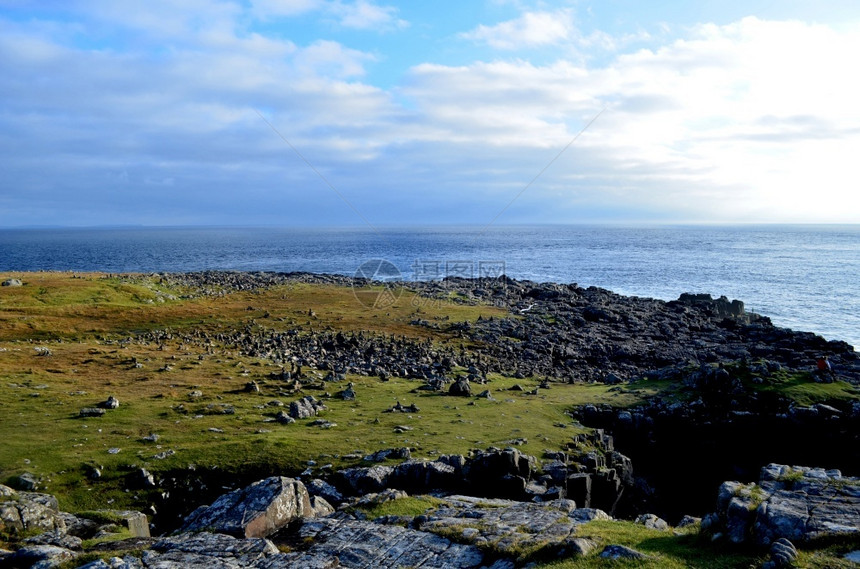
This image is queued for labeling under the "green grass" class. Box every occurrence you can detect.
[740,366,860,406]
[534,520,763,569]
[0,272,649,514]
[767,376,859,405]
[352,495,446,519]
[1,268,858,569]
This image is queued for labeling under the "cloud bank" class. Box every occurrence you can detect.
[0,2,858,226]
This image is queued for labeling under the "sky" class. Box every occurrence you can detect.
[1,0,859,227]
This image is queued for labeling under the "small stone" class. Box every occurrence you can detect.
[275,411,295,424]
[599,544,647,560]
[80,408,106,417]
[98,396,120,410]
[15,472,39,491]
[635,513,669,530]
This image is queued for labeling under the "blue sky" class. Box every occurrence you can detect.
[1,0,859,227]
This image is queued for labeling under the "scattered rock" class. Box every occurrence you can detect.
[385,401,419,413]
[364,447,411,462]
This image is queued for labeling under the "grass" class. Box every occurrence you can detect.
[1,271,857,569]
[739,366,860,406]
[0,272,642,514]
[351,495,445,519]
[533,520,763,569]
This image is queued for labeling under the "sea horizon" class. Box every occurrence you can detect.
[1,224,858,348]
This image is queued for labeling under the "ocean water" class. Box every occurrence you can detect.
[0,225,857,348]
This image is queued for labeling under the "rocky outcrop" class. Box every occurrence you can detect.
[0,485,153,568]
[0,543,77,567]
[0,484,66,536]
[179,477,314,538]
[703,463,860,546]
[142,272,860,388]
[76,532,280,568]
[282,516,488,569]
[417,495,591,558]
[463,448,535,498]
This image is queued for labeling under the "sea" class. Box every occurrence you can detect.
[1,225,857,348]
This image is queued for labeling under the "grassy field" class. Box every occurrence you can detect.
[0,272,651,513]
[2,272,858,568]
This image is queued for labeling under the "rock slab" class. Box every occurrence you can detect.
[706,463,860,546]
[180,477,314,538]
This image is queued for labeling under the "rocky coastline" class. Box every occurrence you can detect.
[1,271,859,567]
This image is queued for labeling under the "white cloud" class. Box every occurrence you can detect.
[330,0,407,30]
[250,0,407,30]
[1,6,859,225]
[462,9,575,49]
[406,17,860,222]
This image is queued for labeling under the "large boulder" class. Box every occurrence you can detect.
[448,378,472,397]
[0,485,66,536]
[289,395,326,419]
[0,544,76,567]
[391,459,459,492]
[706,464,860,546]
[335,465,394,495]
[463,448,536,499]
[305,478,344,506]
[179,477,314,538]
